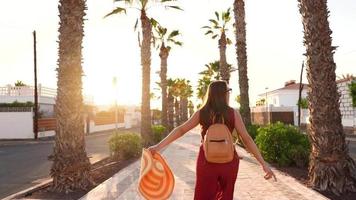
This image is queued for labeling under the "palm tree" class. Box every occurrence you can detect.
[167,78,176,131]
[49,0,92,192]
[233,0,251,125]
[153,24,182,129]
[105,0,182,146]
[197,76,212,101]
[298,0,356,195]
[199,61,221,80]
[188,100,194,117]
[202,8,233,83]
[171,79,181,126]
[197,61,234,101]
[14,80,26,87]
[176,79,193,122]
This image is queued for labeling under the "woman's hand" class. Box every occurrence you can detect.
[262,164,277,181]
[147,144,161,155]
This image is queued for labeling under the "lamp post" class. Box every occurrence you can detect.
[112,76,118,132]
[33,30,38,139]
[265,87,268,124]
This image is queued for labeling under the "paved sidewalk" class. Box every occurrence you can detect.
[80,128,329,200]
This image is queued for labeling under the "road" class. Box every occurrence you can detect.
[0,131,113,199]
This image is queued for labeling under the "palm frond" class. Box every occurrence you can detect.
[150,18,159,27]
[212,34,218,39]
[168,30,180,39]
[134,18,139,31]
[173,41,183,46]
[114,0,133,3]
[201,25,211,29]
[205,30,213,35]
[209,19,218,26]
[165,5,183,11]
[104,7,126,18]
[215,11,219,20]
[226,38,232,45]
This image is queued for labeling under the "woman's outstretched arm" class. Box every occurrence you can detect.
[148,111,200,153]
[233,110,277,181]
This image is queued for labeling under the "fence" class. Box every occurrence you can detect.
[0,109,140,139]
[0,85,94,105]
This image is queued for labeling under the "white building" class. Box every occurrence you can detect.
[252,78,356,134]
[256,80,308,107]
[0,84,94,117]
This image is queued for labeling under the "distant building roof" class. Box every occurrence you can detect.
[258,80,309,97]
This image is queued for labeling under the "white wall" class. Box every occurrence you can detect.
[0,112,34,139]
[89,121,125,133]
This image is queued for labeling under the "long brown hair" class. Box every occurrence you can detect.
[200,80,230,126]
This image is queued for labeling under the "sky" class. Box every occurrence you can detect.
[0,0,355,109]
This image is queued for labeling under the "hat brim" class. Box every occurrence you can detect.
[138,148,175,200]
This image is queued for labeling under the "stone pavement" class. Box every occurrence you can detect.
[80,128,329,200]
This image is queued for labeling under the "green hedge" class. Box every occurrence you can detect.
[109,132,142,160]
[349,82,356,107]
[0,101,34,107]
[255,122,310,167]
[233,124,260,146]
[152,125,166,144]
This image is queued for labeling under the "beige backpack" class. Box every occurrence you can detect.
[203,115,235,163]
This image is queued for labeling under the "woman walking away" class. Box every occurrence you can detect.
[148,80,276,200]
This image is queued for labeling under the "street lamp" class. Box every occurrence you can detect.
[265,87,268,124]
[112,76,118,131]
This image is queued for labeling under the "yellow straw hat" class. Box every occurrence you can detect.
[138,148,175,200]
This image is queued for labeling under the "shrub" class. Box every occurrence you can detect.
[109,132,142,160]
[349,82,356,107]
[152,125,166,144]
[246,124,260,141]
[255,122,310,167]
[0,101,34,107]
[233,124,260,147]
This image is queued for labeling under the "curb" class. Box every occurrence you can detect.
[2,178,52,200]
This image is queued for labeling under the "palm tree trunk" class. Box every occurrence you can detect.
[167,92,174,132]
[140,10,152,146]
[234,0,251,126]
[174,98,180,126]
[299,0,356,195]
[159,44,169,129]
[181,98,188,122]
[188,100,194,117]
[218,31,229,83]
[50,0,92,192]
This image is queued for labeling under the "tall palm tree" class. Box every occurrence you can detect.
[171,79,181,126]
[188,100,194,117]
[199,61,221,80]
[202,8,233,83]
[105,0,182,145]
[298,0,356,195]
[197,76,212,101]
[233,0,251,125]
[197,60,234,101]
[179,79,193,122]
[153,24,182,129]
[167,78,176,131]
[49,0,92,192]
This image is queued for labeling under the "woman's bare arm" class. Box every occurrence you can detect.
[233,110,277,181]
[152,111,200,152]
[233,110,266,166]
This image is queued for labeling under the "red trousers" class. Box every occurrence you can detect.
[194,145,239,200]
